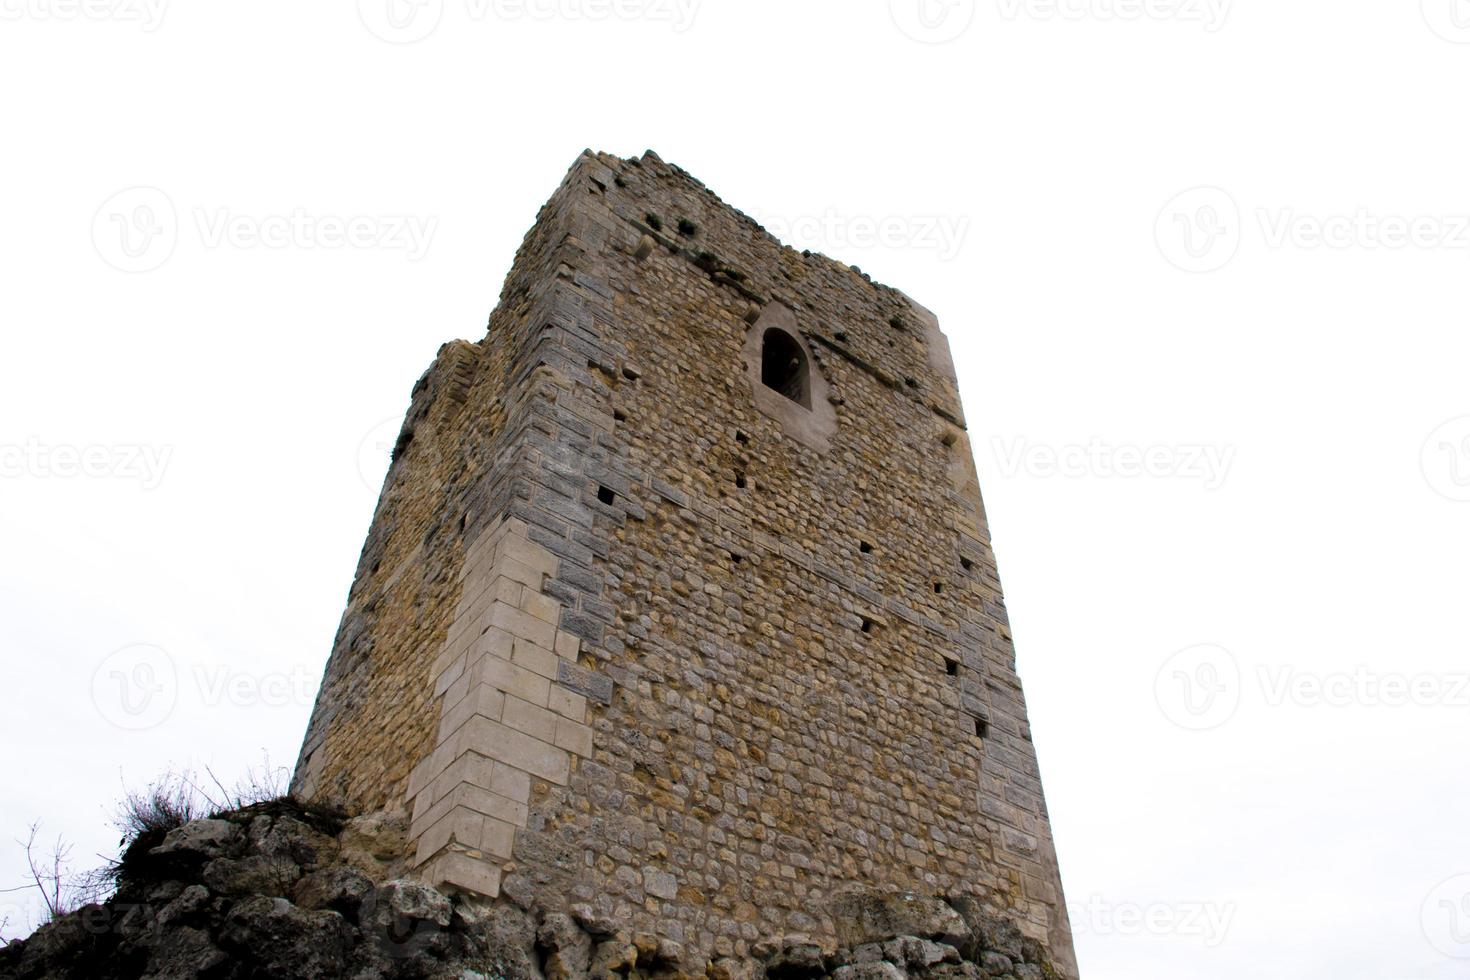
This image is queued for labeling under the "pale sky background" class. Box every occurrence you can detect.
[2,2,1469,977]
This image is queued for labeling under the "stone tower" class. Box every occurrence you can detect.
[293,150,1077,976]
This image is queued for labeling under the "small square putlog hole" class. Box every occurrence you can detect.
[597,486,616,506]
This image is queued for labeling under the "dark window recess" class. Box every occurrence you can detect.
[760,328,810,408]
[613,409,628,422]
[945,659,959,677]
[960,557,975,573]
[730,552,744,565]
[975,717,990,740]
[860,617,876,635]
[597,486,616,506]
[860,541,874,555]
[735,473,747,489]
[934,582,944,594]
[735,430,749,444]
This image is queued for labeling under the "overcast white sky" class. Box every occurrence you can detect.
[2,2,1469,976]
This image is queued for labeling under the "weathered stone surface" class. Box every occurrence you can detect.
[219,896,350,978]
[461,903,543,980]
[294,865,374,915]
[829,894,969,948]
[141,924,227,979]
[202,854,301,897]
[948,898,1025,963]
[150,819,240,863]
[831,963,905,980]
[587,937,637,980]
[879,936,960,970]
[764,940,826,979]
[538,911,593,980]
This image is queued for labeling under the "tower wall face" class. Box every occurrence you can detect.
[293,151,1076,976]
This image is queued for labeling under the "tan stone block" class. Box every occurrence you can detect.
[497,556,544,590]
[548,686,587,723]
[432,652,467,698]
[479,817,516,859]
[440,672,470,714]
[453,716,570,785]
[489,761,531,803]
[501,695,558,742]
[554,717,594,757]
[520,589,560,625]
[406,740,456,801]
[469,656,551,707]
[554,630,580,660]
[491,575,523,607]
[431,751,498,802]
[420,851,501,898]
[511,638,559,679]
[498,534,559,578]
[454,781,530,827]
[474,626,514,661]
[489,601,556,649]
[437,684,505,742]
[414,805,483,865]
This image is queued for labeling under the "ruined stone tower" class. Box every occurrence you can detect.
[293,150,1076,976]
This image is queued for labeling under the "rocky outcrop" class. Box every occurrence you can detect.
[0,803,1064,980]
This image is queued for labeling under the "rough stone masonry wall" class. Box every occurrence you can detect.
[292,151,1076,979]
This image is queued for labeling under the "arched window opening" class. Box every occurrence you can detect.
[761,328,810,408]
